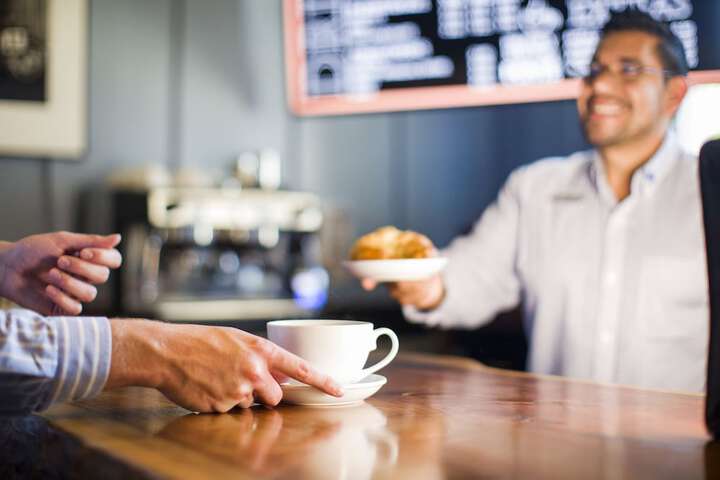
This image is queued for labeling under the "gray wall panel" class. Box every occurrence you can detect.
[0,159,48,240]
[298,113,396,238]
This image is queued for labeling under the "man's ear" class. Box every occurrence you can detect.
[665,76,689,117]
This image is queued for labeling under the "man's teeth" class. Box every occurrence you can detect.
[591,103,623,115]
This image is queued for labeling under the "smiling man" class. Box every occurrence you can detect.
[363,9,707,392]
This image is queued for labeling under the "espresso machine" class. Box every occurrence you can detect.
[111,157,330,323]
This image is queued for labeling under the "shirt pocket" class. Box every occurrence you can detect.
[637,255,708,339]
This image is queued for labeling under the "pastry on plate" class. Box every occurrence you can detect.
[349,226,436,260]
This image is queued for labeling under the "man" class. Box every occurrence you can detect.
[364,9,706,392]
[0,231,342,415]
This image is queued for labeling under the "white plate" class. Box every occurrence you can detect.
[280,374,387,407]
[343,258,448,282]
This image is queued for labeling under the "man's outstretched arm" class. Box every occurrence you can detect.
[106,320,344,413]
[0,310,342,415]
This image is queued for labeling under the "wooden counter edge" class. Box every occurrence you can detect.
[397,351,705,398]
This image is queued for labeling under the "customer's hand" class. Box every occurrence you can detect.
[362,274,445,311]
[106,320,345,413]
[0,231,122,315]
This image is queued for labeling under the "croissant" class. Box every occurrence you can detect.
[350,226,436,260]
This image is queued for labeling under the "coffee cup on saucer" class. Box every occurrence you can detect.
[267,319,399,386]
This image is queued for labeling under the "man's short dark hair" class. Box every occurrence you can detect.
[601,8,689,77]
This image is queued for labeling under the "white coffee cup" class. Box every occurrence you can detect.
[267,319,399,385]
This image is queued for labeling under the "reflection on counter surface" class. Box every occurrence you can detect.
[158,403,399,479]
[34,354,709,480]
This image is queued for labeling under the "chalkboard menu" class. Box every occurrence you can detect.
[283,0,720,116]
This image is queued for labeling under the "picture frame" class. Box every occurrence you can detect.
[0,0,87,159]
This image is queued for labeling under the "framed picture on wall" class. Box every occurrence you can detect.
[0,0,87,159]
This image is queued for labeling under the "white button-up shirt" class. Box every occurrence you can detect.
[406,134,709,392]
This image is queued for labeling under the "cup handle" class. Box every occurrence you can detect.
[359,328,399,379]
[368,430,399,468]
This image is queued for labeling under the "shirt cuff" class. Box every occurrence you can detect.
[45,316,111,408]
[403,301,450,327]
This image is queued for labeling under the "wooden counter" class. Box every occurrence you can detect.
[8,353,718,479]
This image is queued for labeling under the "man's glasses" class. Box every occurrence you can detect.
[569,61,676,83]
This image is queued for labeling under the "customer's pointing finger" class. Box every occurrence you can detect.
[271,349,343,397]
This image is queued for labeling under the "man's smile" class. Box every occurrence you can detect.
[587,96,629,118]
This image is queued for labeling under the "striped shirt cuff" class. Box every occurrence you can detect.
[45,316,112,409]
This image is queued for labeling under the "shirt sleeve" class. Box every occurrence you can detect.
[0,309,111,415]
[403,166,526,329]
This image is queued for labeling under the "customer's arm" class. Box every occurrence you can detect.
[0,309,111,415]
[0,310,342,415]
[106,321,344,412]
[0,232,122,315]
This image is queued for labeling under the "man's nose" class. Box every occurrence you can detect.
[586,69,620,94]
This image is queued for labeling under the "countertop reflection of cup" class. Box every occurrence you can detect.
[157,404,399,479]
[267,320,399,385]
[292,403,399,480]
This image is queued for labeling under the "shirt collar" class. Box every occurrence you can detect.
[590,132,680,204]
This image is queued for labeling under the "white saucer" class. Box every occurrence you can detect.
[281,374,387,407]
[343,258,447,282]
